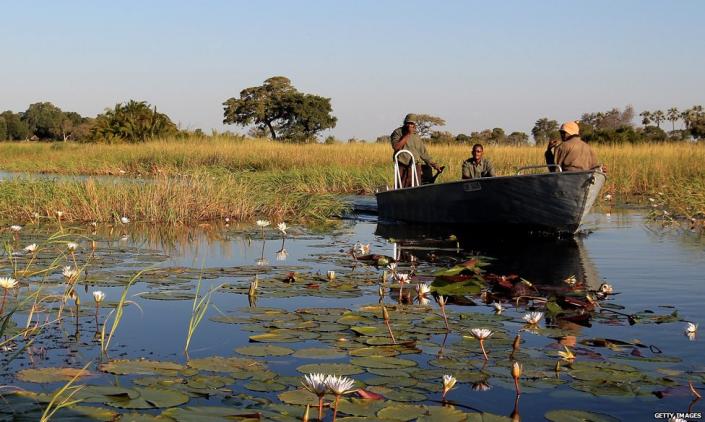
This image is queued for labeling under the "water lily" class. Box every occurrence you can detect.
[0,277,18,315]
[277,222,287,235]
[441,374,457,400]
[468,328,494,360]
[120,216,130,224]
[9,225,21,232]
[275,248,288,261]
[472,380,492,392]
[416,283,431,305]
[599,283,614,294]
[302,373,328,421]
[511,361,522,396]
[387,262,397,272]
[62,266,80,283]
[66,242,78,252]
[523,311,543,326]
[381,305,396,344]
[24,243,38,254]
[669,418,687,422]
[437,295,450,332]
[327,270,336,281]
[396,273,409,284]
[378,285,385,299]
[492,302,504,314]
[56,211,64,218]
[604,194,612,201]
[93,291,105,304]
[686,322,698,340]
[325,375,356,421]
[256,220,270,228]
[557,345,575,362]
[352,242,370,257]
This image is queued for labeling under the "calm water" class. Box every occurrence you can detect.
[2,209,704,421]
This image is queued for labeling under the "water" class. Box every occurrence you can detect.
[1,209,703,421]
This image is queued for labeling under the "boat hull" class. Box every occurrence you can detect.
[375,170,606,235]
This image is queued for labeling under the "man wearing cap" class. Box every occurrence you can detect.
[546,121,598,172]
[390,114,441,188]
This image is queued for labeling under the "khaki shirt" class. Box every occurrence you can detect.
[461,158,496,179]
[390,127,434,166]
[554,137,598,172]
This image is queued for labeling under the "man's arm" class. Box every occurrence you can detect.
[461,161,471,179]
[545,140,558,172]
[418,142,441,170]
[390,129,410,152]
[484,160,496,177]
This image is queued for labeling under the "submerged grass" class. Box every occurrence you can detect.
[0,138,703,224]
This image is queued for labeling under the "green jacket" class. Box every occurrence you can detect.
[390,127,434,166]
[461,157,496,179]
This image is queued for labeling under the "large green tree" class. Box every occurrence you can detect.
[0,117,6,140]
[531,118,559,144]
[92,100,177,142]
[223,76,336,141]
[0,111,29,140]
[22,102,66,139]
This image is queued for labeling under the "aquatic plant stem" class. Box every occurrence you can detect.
[332,395,340,422]
[318,396,324,421]
[0,289,7,316]
[514,377,521,396]
[439,303,450,332]
[479,339,488,361]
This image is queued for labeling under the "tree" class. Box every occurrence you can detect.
[0,111,29,140]
[223,76,336,141]
[455,133,470,144]
[652,110,665,128]
[0,117,6,140]
[582,106,634,130]
[413,114,446,138]
[92,100,177,142]
[686,105,705,138]
[639,111,652,126]
[428,130,454,144]
[667,107,679,132]
[22,102,66,139]
[531,118,559,144]
[506,131,529,146]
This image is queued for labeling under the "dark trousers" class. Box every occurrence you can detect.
[399,163,422,188]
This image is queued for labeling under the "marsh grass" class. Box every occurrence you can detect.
[99,270,144,356]
[0,139,703,223]
[184,276,222,356]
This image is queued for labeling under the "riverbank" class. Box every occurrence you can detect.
[0,139,702,224]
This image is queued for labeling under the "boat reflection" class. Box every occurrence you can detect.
[375,222,601,289]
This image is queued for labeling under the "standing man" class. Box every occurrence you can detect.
[390,114,441,188]
[548,121,599,172]
[461,143,496,179]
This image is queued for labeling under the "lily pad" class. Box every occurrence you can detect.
[105,387,189,409]
[296,363,364,376]
[99,359,186,376]
[160,406,264,421]
[235,345,294,357]
[16,367,92,383]
[292,347,346,359]
[544,409,620,422]
[377,404,426,421]
[350,356,417,369]
[188,356,266,374]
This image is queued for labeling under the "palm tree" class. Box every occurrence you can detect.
[652,110,665,128]
[666,108,679,132]
[639,110,652,126]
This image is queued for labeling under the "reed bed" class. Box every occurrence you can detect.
[0,138,702,223]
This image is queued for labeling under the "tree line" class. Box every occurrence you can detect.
[1,75,703,144]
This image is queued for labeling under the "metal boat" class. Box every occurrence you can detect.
[375,152,606,235]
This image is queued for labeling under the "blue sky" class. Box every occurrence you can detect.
[2,0,704,139]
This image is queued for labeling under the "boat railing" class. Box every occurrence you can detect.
[393,150,418,189]
[515,164,562,175]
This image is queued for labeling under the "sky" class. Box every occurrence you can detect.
[2,0,704,140]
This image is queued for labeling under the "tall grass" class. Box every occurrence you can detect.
[0,139,702,223]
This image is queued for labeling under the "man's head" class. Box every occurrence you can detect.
[559,121,580,141]
[472,143,484,161]
[403,114,417,134]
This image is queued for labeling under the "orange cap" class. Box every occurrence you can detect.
[560,121,580,136]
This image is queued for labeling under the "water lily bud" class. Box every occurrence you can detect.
[327,270,336,281]
[511,362,522,379]
[382,306,390,322]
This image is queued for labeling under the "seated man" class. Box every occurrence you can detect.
[390,114,441,187]
[461,143,496,179]
[547,121,598,172]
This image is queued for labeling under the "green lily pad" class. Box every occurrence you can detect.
[236,344,294,357]
[418,406,468,422]
[245,380,287,392]
[73,385,141,402]
[367,386,427,402]
[188,356,266,374]
[140,291,196,301]
[544,409,620,422]
[350,356,417,369]
[377,404,426,421]
[160,406,264,421]
[296,363,364,376]
[278,389,324,406]
[336,398,387,417]
[99,359,186,376]
[16,367,93,383]
[292,347,346,359]
[105,387,189,409]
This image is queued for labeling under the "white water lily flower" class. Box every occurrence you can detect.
[66,242,78,252]
[24,244,38,253]
[93,290,105,303]
[325,375,356,396]
[416,283,430,297]
[224,217,230,223]
[55,211,64,218]
[9,225,21,232]
[604,194,612,201]
[557,346,575,361]
[669,418,687,422]
[0,277,18,290]
[256,220,270,228]
[442,374,457,396]
[327,270,336,280]
[255,257,269,266]
[120,216,130,224]
[523,312,544,325]
[352,242,370,256]
[275,248,288,261]
[277,222,287,235]
[648,197,655,203]
[436,295,447,307]
[599,283,614,294]
[686,322,698,335]
[397,273,410,284]
[492,302,504,314]
[302,373,328,396]
[32,212,40,219]
[62,266,80,281]
[469,328,494,340]
[472,381,492,392]
[418,296,430,306]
